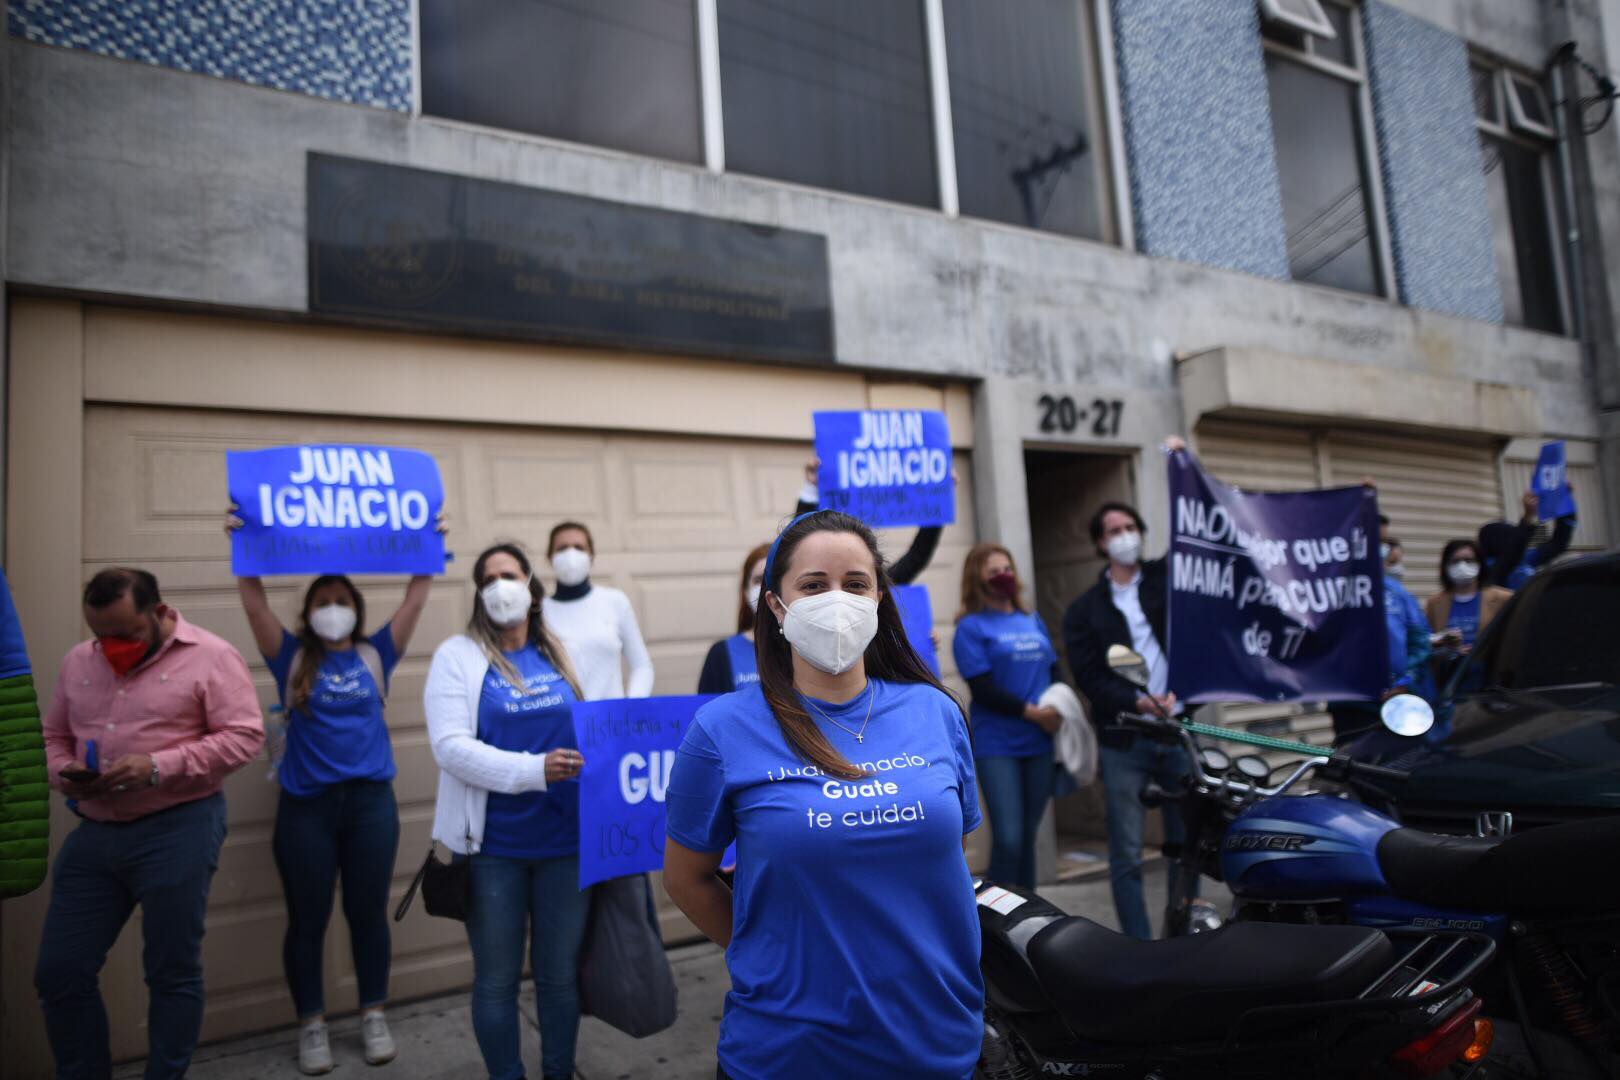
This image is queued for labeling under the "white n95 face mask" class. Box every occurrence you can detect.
[1448,560,1480,585]
[481,578,533,628]
[1106,530,1143,566]
[309,604,357,643]
[551,548,592,587]
[746,584,762,611]
[781,591,880,675]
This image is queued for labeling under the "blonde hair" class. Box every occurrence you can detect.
[469,543,582,699]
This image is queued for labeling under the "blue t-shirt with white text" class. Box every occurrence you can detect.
[1447,593,1482,648]
[952,609,1056,758]
[478,647,580,860]
[266,625,399,797]
[665,680,983,1080]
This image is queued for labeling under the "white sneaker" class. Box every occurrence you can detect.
[361,1012,397,1066]
[299,1021,334,1075]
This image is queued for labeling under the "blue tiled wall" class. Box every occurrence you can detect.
[7,0,412,111]
[1112,0,1290,279]
[1362,2,1502,321]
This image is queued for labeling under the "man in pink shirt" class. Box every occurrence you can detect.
[35,567,263,1080]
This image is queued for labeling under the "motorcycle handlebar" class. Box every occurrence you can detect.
[1319,751,1411,785]
[1115,711,1184,741]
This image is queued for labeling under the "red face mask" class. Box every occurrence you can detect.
[988,572,1019,599]
[98,635,152,677]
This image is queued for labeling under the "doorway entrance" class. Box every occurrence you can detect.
[1022,446,1135,877]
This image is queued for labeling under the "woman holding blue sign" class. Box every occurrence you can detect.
[663,510,983,1080]
[231,560,434,1073]
[697,543,770,694]
[423,543,588,1080]
[952,543,1063,890]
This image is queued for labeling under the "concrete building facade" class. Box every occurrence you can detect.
[2,0,1617,1070]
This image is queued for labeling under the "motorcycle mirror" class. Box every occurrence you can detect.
[1381,693,1434,738]
[1106,644,1151,689]
[1233,755,1270,782]
[1199,747,1232,774]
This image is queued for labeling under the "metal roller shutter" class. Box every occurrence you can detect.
[1322,431,1503,593]
[1193,420,1321,491]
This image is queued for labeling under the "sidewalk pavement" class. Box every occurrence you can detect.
[124,863,1224,1080]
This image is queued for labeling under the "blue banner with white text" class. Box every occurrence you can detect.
[1531,441,1577,520]
[227,444,446,576]
[814,410,955,528]
[574,695,732,888]
[1167,450,1384,703]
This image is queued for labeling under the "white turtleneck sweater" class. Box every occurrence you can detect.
[543,584,655,700]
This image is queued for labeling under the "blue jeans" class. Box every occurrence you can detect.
[465,853,591,1080]
[976,753,1054,889]
[1099,740,1197,940]
[35,794,227,1080]
[272,780,400,1018]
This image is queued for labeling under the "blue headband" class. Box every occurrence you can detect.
[763,510,827,591]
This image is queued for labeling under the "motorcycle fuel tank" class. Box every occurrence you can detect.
[1223,795,1400,900]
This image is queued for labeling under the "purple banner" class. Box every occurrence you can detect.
[1167,450,1384,703]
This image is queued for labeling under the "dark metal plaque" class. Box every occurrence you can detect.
[308,153,834,364]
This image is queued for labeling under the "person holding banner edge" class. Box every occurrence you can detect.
[697,543,771,694]
[542,521,655,700]
[226,503,438,1071]
[1062,438,1196,941]
[953,543,1062,890]
[423,542,589,1080]
[664,510,983,1080]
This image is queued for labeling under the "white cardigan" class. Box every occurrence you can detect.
[423,634,552,854]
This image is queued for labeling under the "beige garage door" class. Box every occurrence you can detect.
[80,403,977,1058]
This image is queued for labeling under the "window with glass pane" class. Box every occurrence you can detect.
[717,0,937,207]
[1265,54,1383,295]
[420,0,702,165]
[942,0,1111,241]
[1481,136,1563,333]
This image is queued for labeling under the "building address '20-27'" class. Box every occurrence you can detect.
[1037,393,1124,437]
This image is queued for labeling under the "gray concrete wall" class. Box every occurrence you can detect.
[9,43,1599,446]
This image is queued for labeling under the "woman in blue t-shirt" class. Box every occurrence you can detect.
[696,542,769,694]
[952,543,1062,890]
[664,510,984,1080]
[234,567,433,1071]
[422,543,587,1080]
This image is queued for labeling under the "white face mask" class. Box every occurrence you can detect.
[551,548,592,588]
[746,584,762,611]
[481,578,533,628]
[1386,561,1406,580]
[1379,543,1392,561]
[1106,530,1143,567]
[309,603,356,643]
[779,591,879,675]
[1448,560,1480,585]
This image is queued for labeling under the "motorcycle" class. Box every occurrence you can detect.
[975,876,1496,1078]
[1103,646,1620,1080]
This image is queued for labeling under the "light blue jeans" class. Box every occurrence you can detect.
[465,853,591,1080]
[1099,740,1197,940]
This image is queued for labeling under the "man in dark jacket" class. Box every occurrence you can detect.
[1062,492,1193,940]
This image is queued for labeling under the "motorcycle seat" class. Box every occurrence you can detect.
[1377,816,1620,916]
[1025,917,1394,1044]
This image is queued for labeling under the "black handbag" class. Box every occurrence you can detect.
[394,842,470,922]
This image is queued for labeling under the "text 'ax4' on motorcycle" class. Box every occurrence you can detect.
[1111,644,1620,1080]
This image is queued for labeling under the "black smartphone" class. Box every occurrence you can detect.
[60,766,101,783]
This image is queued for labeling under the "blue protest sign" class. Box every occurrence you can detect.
[1167,451,1384,703]
[814,410,955,528]
[892,584,940,677]
[227,444,446,576]
[1531,441,1577,520]
[574,695,732,888]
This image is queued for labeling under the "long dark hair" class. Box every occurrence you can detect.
[736,542,770,634]
[757,511,962,780]
[290,574,365,711]
[1439,539,1481,592]
[469,542,582,698]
